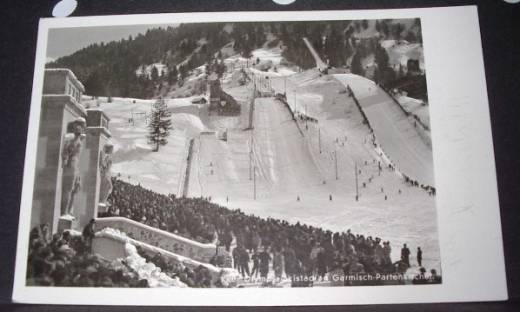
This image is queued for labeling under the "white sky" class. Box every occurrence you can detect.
[46,24,176,61]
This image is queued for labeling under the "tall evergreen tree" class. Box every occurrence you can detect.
[241,38,253,59]
[147,98,172,152]
[215,59,226,78]
[351,52,364,76]
[380,20,390,38]
[168,66,178,85]
[374,44,391,84]
[375,20,381,33]
[405,31,417,43]
[393,23,405,40]
[178,64,188,81]
[375,44,389,69]
[361,19,369,30]
[150,65,159,81]
[398,64,405,78]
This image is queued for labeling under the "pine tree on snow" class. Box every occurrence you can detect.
[351,52,364,76]
[374,44,390,84]
[168,66,178,85]
[151,65,159,81]
[148,98,172,152]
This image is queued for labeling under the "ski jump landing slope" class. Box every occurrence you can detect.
[251,97,323,195]
[187,96,324,202]
[334,74,435,187]
[301,35,434,186]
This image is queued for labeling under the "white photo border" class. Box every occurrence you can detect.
[12,5,508,305]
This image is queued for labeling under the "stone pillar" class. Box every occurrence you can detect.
[73,109,111,230]
[98,143,114,214]
[31,95,87,233]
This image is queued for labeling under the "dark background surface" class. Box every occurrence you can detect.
[0,0,518,311]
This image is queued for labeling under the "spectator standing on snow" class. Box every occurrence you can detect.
[310,242,323,275]
[251,250,260,278]
[232,246,240,270]
[258,247,271,278]
[272,246,284,279]
[283,246,297,279]
[221,229,232,252]
[401,243,410,267]
[316,248,328,279]
[237,245,250,277]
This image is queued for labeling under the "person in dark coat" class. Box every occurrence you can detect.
[251,250,260,278]
[400,243,410,267]
[258,247,271,278]
[283,246,297,279]
[221,230,232,252]
[237,245,250,277]
[250,230,261,253]
[82,219,96,251]
[152,252,167,270]
[316,248,328,279]
[272,246,284,279]
[232,246,240,270]
[417,247,423,267]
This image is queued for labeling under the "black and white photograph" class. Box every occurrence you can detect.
[12,7,507,306]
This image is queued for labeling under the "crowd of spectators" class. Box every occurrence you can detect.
[26,223,147,287]
[103,179,217,243]
[135,248,214,288]
[102,179,444,286]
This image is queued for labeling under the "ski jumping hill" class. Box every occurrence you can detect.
[333,74,434,187]
[301,35,434,186]
[187,62,439,272]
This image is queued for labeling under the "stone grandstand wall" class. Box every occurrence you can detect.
[95,217,232,265]
[92,229,238,286]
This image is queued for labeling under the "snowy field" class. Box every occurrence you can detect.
[82,96,206,195]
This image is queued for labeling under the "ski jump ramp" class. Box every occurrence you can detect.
[334,74,435,187]
[302,37,328,72]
